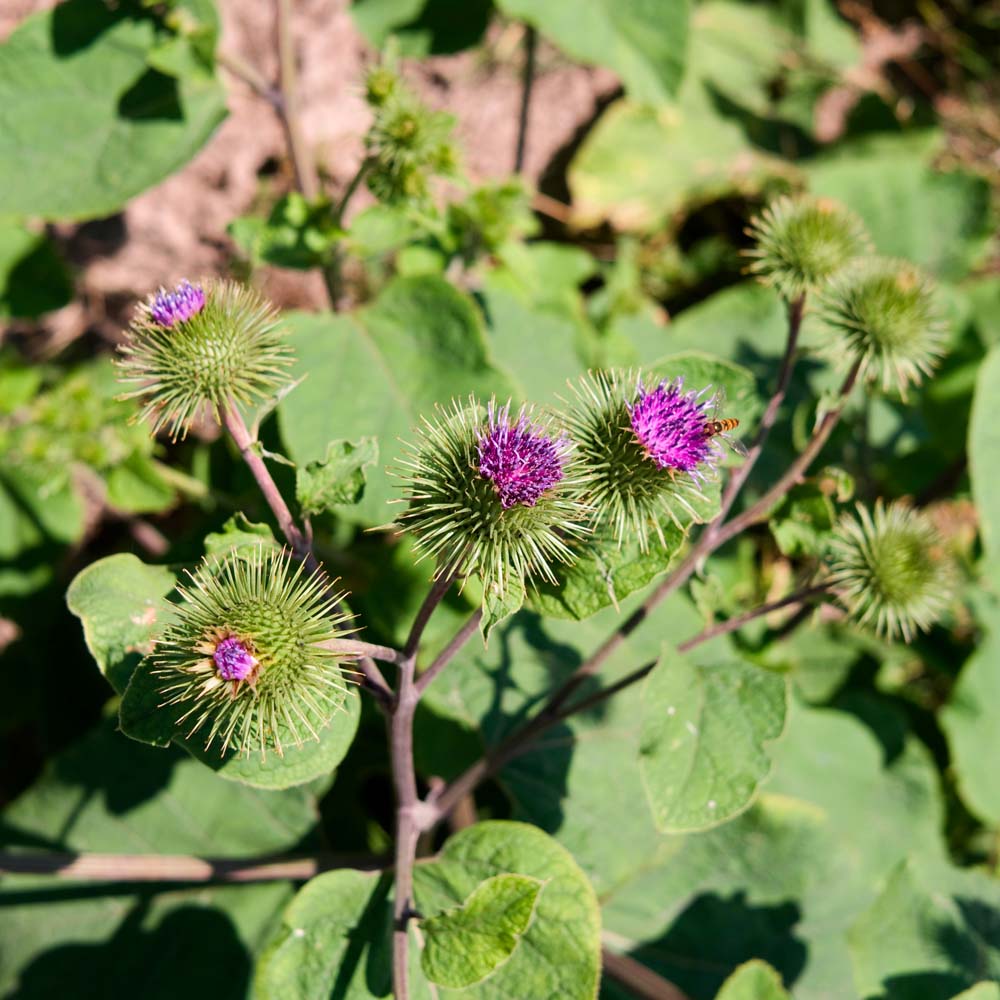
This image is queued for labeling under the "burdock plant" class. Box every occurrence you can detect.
[394,399,588,593]
[117,278,294,439]
[147,547,355,757]
[827,500,956,642]
[565,370,724,549]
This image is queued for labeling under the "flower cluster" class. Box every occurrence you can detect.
[118,278,294,440]
[146,547,354,757]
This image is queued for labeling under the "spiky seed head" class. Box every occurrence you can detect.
[816,258,946,396]
[827,500,956,642]
[394,398,588,594]
[364,85,457,204]
[117,279,295,440]
[564,371,722,551]
[147,547,354,758]
[745,195,871,299]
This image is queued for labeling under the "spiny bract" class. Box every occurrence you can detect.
[394,398,588,594]
[117,278,294,440]
[827,500,956,642]
[147,547,354,758]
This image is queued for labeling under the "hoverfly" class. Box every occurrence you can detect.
[704,415,748,457]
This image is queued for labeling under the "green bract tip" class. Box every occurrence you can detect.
[393,398,588,594]
[827,500,956,642]
[745,195,871,299]
[817,258,946,396]
[117,279,294,440]
[147,547,354,757]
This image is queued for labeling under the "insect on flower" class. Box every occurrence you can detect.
[703,414,748,457]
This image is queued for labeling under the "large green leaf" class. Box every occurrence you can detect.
[0,716,324,999]
[256,821,600,999]
[497,0,690,104]
[805,133,993,282]
[349,0,493,56]
[969,346,1000,579]
[0,0,226,219]
[600,703,946,999]
[715,960,790,1000]
[420,873,542,988]
[639,651,787,832]
[67,554,361,790]
[848,861,1000,999]
[940,599,1000,826]
[277,276,518,524]
[0,218,72,317]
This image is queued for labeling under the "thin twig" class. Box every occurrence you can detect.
[421,583,828,823]
[0,851,379,883]
[216,50,282,109]
[222,403,393,705]
[323,637,407,667]
[514,26,537,173]
[275,0,319,200]
[415,609,482,695]
[601,948,691,1000]
[391,571,459,999]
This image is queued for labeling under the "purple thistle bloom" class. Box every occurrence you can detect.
[478,404,567,509]
[213,636,257,681]
[150,280,205,327]
[628,377,716,475]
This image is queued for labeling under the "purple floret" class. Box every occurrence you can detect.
[150,280,205,327]
[213,636,257,681]
[628,378,715,474]
[478,404,567,509]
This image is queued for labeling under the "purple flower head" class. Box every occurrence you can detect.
[213,635,258,682]
[150,280,206,327]
[477,403,568,509]
[628,377,717,475]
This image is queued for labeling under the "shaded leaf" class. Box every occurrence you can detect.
[295,437,378,517]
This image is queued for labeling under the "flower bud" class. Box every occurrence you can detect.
[148,548,354,757]
[816,258,946,396]
[745,195,870,299]
[394,399,587,593]
[117,279,294,440]
[827,500,956,642]
[564,371,722,550]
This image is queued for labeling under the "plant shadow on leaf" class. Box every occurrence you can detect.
[7,899,251,1000]
[49,0,122,55]
[117,69,183,122]
[619,892,807,1000]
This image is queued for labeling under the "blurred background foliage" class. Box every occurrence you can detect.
[1,0,1000,997]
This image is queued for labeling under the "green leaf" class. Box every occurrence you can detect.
[0,716,319,998]
[277,276,518,524]
[639,651,787,832]
[0,0,226,219]
[0,218,72,317]
[950,986,1000,1000]
[295,437,378,516]
[256,821,600,999]
[806,133,993,281]
[848,861,1000,999]
[420,873,543,988]
[203,513,280,560]
[350,0,492,56]
[496,0,690,104]
[715,960,790,1000]
[228,193,343,270]
[769,481,836,557]
[970,346,1000,580]
[66,552,176,694]
[104,453,175,514]
[481,574,526,645]
[527,518,685,620]
[67,553,359,789]
[941,600,1000,825]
